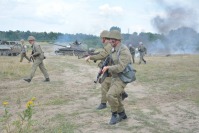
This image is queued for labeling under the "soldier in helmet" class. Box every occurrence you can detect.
[85,30,128,110]
[138,42,147,64]
[24,36,50,83]
[129,44,135,63]
[102,30,132,125]
[20,39,31,62]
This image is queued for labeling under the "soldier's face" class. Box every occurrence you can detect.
[28,40,34,45]
[110,39,118,47]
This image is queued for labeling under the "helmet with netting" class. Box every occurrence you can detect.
[109,30,122,40]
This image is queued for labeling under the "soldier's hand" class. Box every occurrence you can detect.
[102,66,109,74]
[85,56,90,62]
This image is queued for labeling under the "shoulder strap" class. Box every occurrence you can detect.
[117,44,123,61]
[117,44,133,64]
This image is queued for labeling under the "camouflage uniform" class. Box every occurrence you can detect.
[24,36,49,82]
[20,39,30,62]
[129,46,135,63]
[138,42,147,64]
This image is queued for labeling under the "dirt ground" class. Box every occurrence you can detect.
[0,45,199,133]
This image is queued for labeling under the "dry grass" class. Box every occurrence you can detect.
[0,44,199,133]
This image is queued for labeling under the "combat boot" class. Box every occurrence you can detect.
[43,78,50,82]
[96,103,107,110]
[24,78,31,83]
[109,112,119,125]
[118,110,127,121]
[121,92,128,100]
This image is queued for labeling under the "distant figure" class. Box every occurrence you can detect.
[138,42,147,64]
[24,36,50,83]
[129,45,135,63]
[20,39,31,62]
[73,40,81,45]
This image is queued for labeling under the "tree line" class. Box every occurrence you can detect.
[1,26,199,54]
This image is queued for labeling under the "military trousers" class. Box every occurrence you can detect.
[139,52,146,64]
[28,58,49,80]
[100,77,111,103]
[20,53,30,62]
[131,54,135,63]
[106,77,127,113]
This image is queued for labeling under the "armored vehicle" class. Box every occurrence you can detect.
[54,40,87,56]
[0,40,21,56]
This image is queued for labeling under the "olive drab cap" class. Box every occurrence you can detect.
[109,30,122,40]
[100,30,110,38]
[28,36,35,41]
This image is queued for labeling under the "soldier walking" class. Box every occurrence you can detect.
[129,44,135,63]
[138,42,147,64]
[24,36,50,83]
[102,30,132,125]
[20,39,31,62]
[85,30,128,110]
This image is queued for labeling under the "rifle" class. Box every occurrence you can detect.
[94,55,111,83]
[30,56,34,62]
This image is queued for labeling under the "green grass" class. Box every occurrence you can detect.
[134,55,199,104]
[38,114,76,133]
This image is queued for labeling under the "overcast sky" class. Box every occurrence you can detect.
[0,0,198,35]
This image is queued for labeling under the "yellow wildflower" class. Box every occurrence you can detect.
[3,101,9,106]
[31,97,36,101]
[26,100,34,108]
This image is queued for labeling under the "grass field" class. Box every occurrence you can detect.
[0,44,199,133]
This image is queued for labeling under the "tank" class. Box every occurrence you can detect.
[54,40,87,56]
[0,40,22,56]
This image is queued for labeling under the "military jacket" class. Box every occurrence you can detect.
[138,45,147,53]
[108,43,132,77]
[129,47,135,55]
[32,43,45,60]
[21,45,27,54]
[90,42,112,61]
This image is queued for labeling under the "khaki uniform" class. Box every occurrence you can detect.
[107,43,132,113]
[138,45,147,64]
[90,42,112,103]
[28,43,49,80]
[20,44,30,62]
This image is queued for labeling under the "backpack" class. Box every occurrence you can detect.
[117,45,136,83]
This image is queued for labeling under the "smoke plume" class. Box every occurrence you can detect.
[150,0,199,54]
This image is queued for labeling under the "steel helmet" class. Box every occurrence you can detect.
[20,39,24,42]
[109,30,122,40]
[100,30,109,38]
[28,36,35,41]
